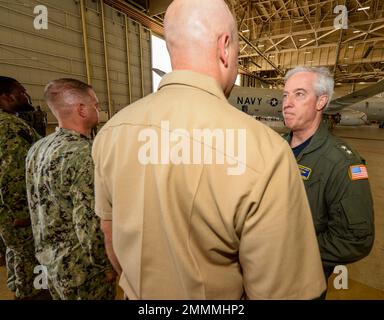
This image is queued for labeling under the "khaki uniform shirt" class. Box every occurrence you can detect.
[92,70,326,299]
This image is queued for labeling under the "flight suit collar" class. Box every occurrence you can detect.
[285,122,329,161]
[158,70,227,102]
[295,122,329,161]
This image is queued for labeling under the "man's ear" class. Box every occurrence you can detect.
[77,103,87,118]
[218,33,230,68]
[316,95,328,111]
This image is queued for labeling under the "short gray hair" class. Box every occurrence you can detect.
[44,78,93,105]
[285,66,334,109]
[44,78,94,117]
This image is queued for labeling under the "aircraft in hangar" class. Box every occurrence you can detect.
[153,68,384,128]
[229,78,384,128]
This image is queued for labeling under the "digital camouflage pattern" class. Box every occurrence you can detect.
[48,271,116,300]
[0,109,41,298]
[26,128,115,300]
[17,106,47,137]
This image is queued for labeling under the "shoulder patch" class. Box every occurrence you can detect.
[298,164,312,180]
[349,164,368,180]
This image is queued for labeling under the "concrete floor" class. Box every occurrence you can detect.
[0,123,383,300]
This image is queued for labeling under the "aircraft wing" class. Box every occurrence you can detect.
[153,68,167,77]
[328,78,384,111]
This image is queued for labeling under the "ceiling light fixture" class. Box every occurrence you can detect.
[353,30,361,33]
[348,46,354,49]
[294,19,303,23]
[299,38,307,41]
[357,6,370,11]
[242,29,250,33]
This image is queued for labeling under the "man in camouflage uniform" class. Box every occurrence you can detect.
[26,78,116,300]
[0,76,46,299]
[282,67,375,297]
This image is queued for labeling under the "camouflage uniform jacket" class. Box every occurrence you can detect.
[283,122,375,275]
[0,109,40,246]
[26,127,112,289]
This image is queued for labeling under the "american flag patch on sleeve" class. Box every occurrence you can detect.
[349,164,369,180]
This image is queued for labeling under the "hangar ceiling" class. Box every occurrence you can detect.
[120,0,384,87]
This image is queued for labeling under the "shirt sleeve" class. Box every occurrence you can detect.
[69,151,112,269]
[239,142,326,299]
[92,135,113,220]
[317,160,375,268]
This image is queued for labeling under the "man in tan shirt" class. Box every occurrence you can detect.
[92,0,326,299]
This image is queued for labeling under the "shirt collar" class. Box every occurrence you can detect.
[55,127,91,140]
[158,70,227,101]
[292,122,329,160]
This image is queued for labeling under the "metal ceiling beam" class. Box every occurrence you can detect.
[246,17,384,43]
[239,33,284,76]
[104,0,164,36]
[148,0,172,16]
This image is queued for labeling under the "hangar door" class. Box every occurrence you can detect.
[0,0,152,124]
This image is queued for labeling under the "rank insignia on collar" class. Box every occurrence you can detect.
[349,164,369,180]
[298,165,312,180]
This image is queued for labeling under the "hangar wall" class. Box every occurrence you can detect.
[0,0,152,123]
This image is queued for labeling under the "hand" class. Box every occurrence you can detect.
[13,218,31,228]
[105,269,117,283]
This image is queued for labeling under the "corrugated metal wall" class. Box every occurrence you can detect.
[0,0,152,123]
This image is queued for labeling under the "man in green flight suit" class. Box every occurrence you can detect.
[282,67,375,296]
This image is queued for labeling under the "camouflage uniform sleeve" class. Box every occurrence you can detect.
[0,125,37,222]
[69,150,113,270]
[317,157,375,269]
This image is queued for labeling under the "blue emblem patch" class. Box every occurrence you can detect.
[298,165,312,180]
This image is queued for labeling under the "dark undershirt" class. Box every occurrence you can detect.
[292,136,313,158]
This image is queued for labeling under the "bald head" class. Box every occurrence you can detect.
[164,0,239,97]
